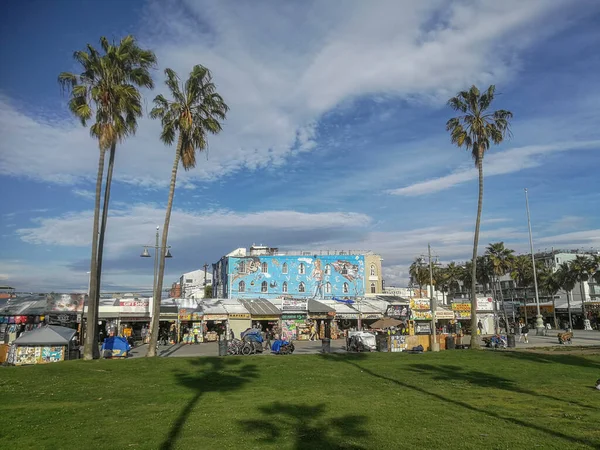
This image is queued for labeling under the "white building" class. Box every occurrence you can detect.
[180,269,213,300]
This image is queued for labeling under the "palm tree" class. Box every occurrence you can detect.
[538,267,561,329]
[59,36,156,360]
[556,262,577,329]
[510,255,534,325]
[433,266,449,305]
[569,255,595,317]
[446,85,512,349]
[444,262,463,299]
[486,242,515,333]
[148,66,228,357]
[409,258,429,298]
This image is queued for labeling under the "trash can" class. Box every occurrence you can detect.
[446,335,456,350]
[376,335,388,352]
[321,338,331,353]
[507,334,516,348]
[218,339,228,356]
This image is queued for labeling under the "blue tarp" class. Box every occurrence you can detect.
[332,297,355,304]
[271,339,290,353]
[241,328,263,343]
[101,336,131,358]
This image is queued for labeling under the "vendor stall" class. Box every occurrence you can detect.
[7,325,77,365]
[222,299,252,339]
[279,298,308,341]
[240,298,281,337]
[307,299,335,339]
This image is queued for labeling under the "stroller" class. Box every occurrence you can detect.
[271,339,295,355]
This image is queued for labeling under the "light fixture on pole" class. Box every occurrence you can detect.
[524,188,544,336]
[140,226,173,341]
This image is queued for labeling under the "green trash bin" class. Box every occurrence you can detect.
[446,335,456,350]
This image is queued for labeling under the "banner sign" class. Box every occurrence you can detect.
[455,311,471,319]
[336,313,359,319]
[451,303,470,311]
[281,314,306,320]
[386,305,410,318]
[282,299,308,311]
[46,294,86,313]
[477,297,494,311]
[47,313,78,326]
[412,310,432,320]
[204,314,228,321]
[410,299,431,310]
[435,310,455,319]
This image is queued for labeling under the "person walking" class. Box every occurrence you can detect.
[519,324,529,343]
[477,320,484,336]
[264,328,272,351]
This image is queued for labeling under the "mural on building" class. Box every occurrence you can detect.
[226,254,365,299]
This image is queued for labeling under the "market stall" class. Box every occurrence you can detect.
[410,298,432,335]
[7,325,77,365]
[279,298,308,341]
[308,299,336,339]
[200,299,229,342]
[240,298,281,337]
[222,299,252,339]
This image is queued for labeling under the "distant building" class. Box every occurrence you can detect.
[179,269,212,300]
[169,282,181,298]
[213,244,383,300]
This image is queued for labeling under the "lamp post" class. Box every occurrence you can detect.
[524,188,544,336]
[140,226,172,343]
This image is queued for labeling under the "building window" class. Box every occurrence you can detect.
[299,282,305,293]
[185,278,193,283]
[341,265,348,275]
[370,265,376,276]
[239,281,245,292]
[261,281,268,293]
[239,261,246,273]
[325,264,331,275]
[282,263,288,274]
[343,282,349,293]
[299,263,305,274]
[325,282,331,294]
[370,282,376,294]
[282,282,288,293]
[261,262,268,273]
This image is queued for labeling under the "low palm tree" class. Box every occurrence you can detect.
[433,266,449,305]
[148,65,228,357]
[409,258,429,298]
[486,242,515,333]
[556,262,577,329]
[446,85,512,349]
[569,255,595,316]
[538,267,561,329]
[58,36,156,359]
[444,262,463,299]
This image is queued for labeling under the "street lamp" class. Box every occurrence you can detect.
[140,226,173,337]
[524,188,544,336]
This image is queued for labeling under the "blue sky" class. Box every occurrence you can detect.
[1,0,599,292]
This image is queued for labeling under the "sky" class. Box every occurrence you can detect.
[1,0,599,293]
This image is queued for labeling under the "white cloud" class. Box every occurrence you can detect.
[389,140,600,196]
[72,188,95,200]
[0,0,578,186]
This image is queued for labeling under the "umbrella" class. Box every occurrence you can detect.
[369,318,403,329]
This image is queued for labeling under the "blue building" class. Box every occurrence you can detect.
[213,245,377,300]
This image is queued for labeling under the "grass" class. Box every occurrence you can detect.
[1,350,599,450]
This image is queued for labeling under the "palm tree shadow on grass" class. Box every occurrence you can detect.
[239,402,370,450]
[317,353,599,448]
[160,357,258,450]
[407,363,596,410]
[500,349,600,370]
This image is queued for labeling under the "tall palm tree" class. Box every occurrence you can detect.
[446,85,512,349]
[538,266,560,329]
[59,36,156,360]
[444,262,463,299]
[556,262,577,329]
[148,65,228,357]
[433,266,449,305]
[409,257,429,298]
[486,242,515,333]
[569,255,595,316]
[510,255,534,325]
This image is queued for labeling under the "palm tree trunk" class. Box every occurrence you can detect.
[579,280,586,316]
[94,143,116,355]
[567,290,572,330]
[470,154,483,349]
[499,279,510,334]
[147,138,182,357]
[83,147,106,360]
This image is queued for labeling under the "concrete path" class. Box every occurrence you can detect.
[126,330,600,358]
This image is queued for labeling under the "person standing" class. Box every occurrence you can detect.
[519,324,529,343]
[264,328,272,351]
[477,320,483,336]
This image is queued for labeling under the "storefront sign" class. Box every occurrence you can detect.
[520,305,554,314]
[476,297,494,311]
[435,310,455,319]
[412,310,432,320]
[410,299,431,310]
[251,316,280,321]
[281,314,305,320]
[336,313,359,319]
[362,314,382,319]
[119,300,149,313]
[282,299,308,311]
[415,322,431,334]
[452,302,471,311]
[455,311,471,319]
[229,313,251,319]
[178,309,192,321]
[204,314,228,321]
[47,313,77,326]
[386,305,410,318]
[309,313,330,319]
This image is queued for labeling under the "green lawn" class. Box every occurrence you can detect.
[1,350,599,449]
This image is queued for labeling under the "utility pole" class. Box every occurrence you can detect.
[203,263,209,287]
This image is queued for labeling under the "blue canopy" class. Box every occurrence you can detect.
[332,297,355,304]
[101,336,131,358]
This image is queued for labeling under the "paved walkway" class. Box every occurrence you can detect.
[127,330,600,358]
